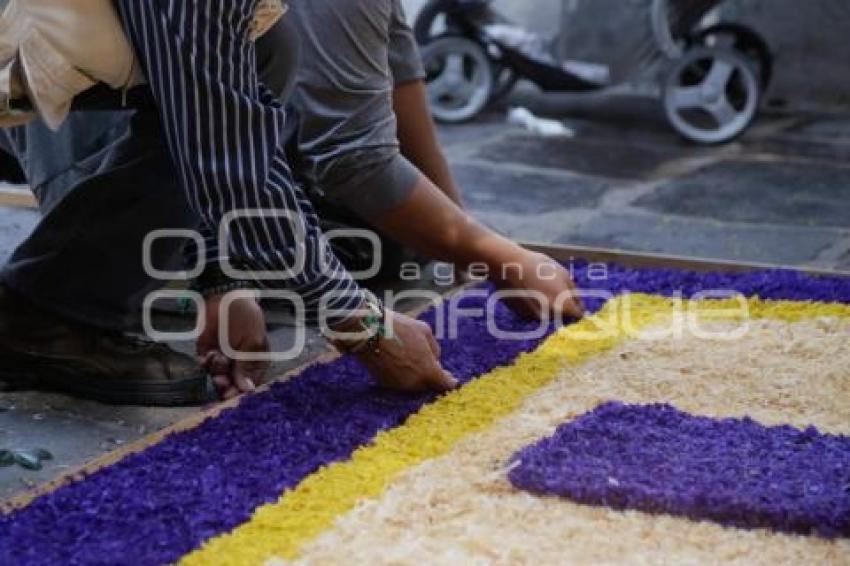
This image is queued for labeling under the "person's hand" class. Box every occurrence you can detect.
[197,293,270,400]
[333,310,458,394]
[495,251,585,321]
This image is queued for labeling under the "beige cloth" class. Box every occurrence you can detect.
[0,0,286,130]
[252,0,288,41]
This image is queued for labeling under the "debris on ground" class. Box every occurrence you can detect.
[0,448,53,471]
[507,107,576,138]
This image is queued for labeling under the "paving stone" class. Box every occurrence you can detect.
[634,160,850,229]
[474,209,589,243]
[837,247,850,271]
[746,137,850,162]
[554,212,837,266]
[437,118,509,150]
[474,133,692,181]
[453,163,612,214]
[0,394,195,501]
[792,117,850,140]
[0,206,40,268]
[503,88,676,137]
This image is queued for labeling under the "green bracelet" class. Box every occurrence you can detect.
[338,294,401,356]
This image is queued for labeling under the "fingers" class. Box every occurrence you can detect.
[232,362,259,394]
[212,372,263,398]
[222,386,242,400]
[425,326,442,358]
[205,353,233,400]
[559,291,585,320]
[423,345,458,393]
[563,273,586,315]
[550,263,585,320]
[415,321,455,392]
[205,351,264,398]
[204,352,232,376]
[196,323,220,357]
[363,316,458,394]
[431,369,459,392]
[563,275,586,318]
[212,376,240,400]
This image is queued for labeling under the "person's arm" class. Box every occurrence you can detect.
[118,1,454,394]
[393,80,464,207]
[118,1,362,319]
[373,175,585,322]
[387,0,463,206]
[381,5,580,320]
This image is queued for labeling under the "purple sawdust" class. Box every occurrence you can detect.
[509,402,850,538]
[0,292,546,566]
[1,266,848,565]
[572,263,850,314]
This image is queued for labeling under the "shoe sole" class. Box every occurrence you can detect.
[0,350,218,407]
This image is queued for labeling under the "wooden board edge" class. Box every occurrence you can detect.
[1,282,476,514]
[521,241,850,277]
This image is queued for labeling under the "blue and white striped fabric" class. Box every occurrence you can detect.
[116,0,364,322]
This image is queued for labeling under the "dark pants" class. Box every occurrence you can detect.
[0,18,302,331]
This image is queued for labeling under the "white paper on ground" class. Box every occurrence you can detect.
[507,107,576,138]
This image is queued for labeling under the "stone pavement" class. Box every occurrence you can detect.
[442,92,850,270]
[2,91,849,502]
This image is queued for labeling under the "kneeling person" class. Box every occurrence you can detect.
[286,0,584,321]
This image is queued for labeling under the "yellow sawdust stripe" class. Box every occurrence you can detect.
[181,296,850,565]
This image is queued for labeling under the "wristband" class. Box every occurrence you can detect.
[191,263,254,299]
[333,293,392,356]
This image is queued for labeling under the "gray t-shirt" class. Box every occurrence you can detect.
[286,0,425,182]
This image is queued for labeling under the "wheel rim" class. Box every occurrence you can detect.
[664,48,760,144]
[693,25,773,89]
[423,38,494,123]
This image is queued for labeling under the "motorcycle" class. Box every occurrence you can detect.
[415,0,772,145]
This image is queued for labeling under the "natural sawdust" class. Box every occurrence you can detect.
[291,317,850,565]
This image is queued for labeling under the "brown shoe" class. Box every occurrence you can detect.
[0,286,216,406]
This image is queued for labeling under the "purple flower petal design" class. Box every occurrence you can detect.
[509,403,850,538]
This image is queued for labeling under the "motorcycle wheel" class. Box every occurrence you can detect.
[663,47,761,145]
[690,23,773,90]
[421,36,495,123]
[414,0,462,45]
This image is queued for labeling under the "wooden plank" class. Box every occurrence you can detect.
[0,186,37,209]
[522,241,850,277]
[1,282,476,513]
